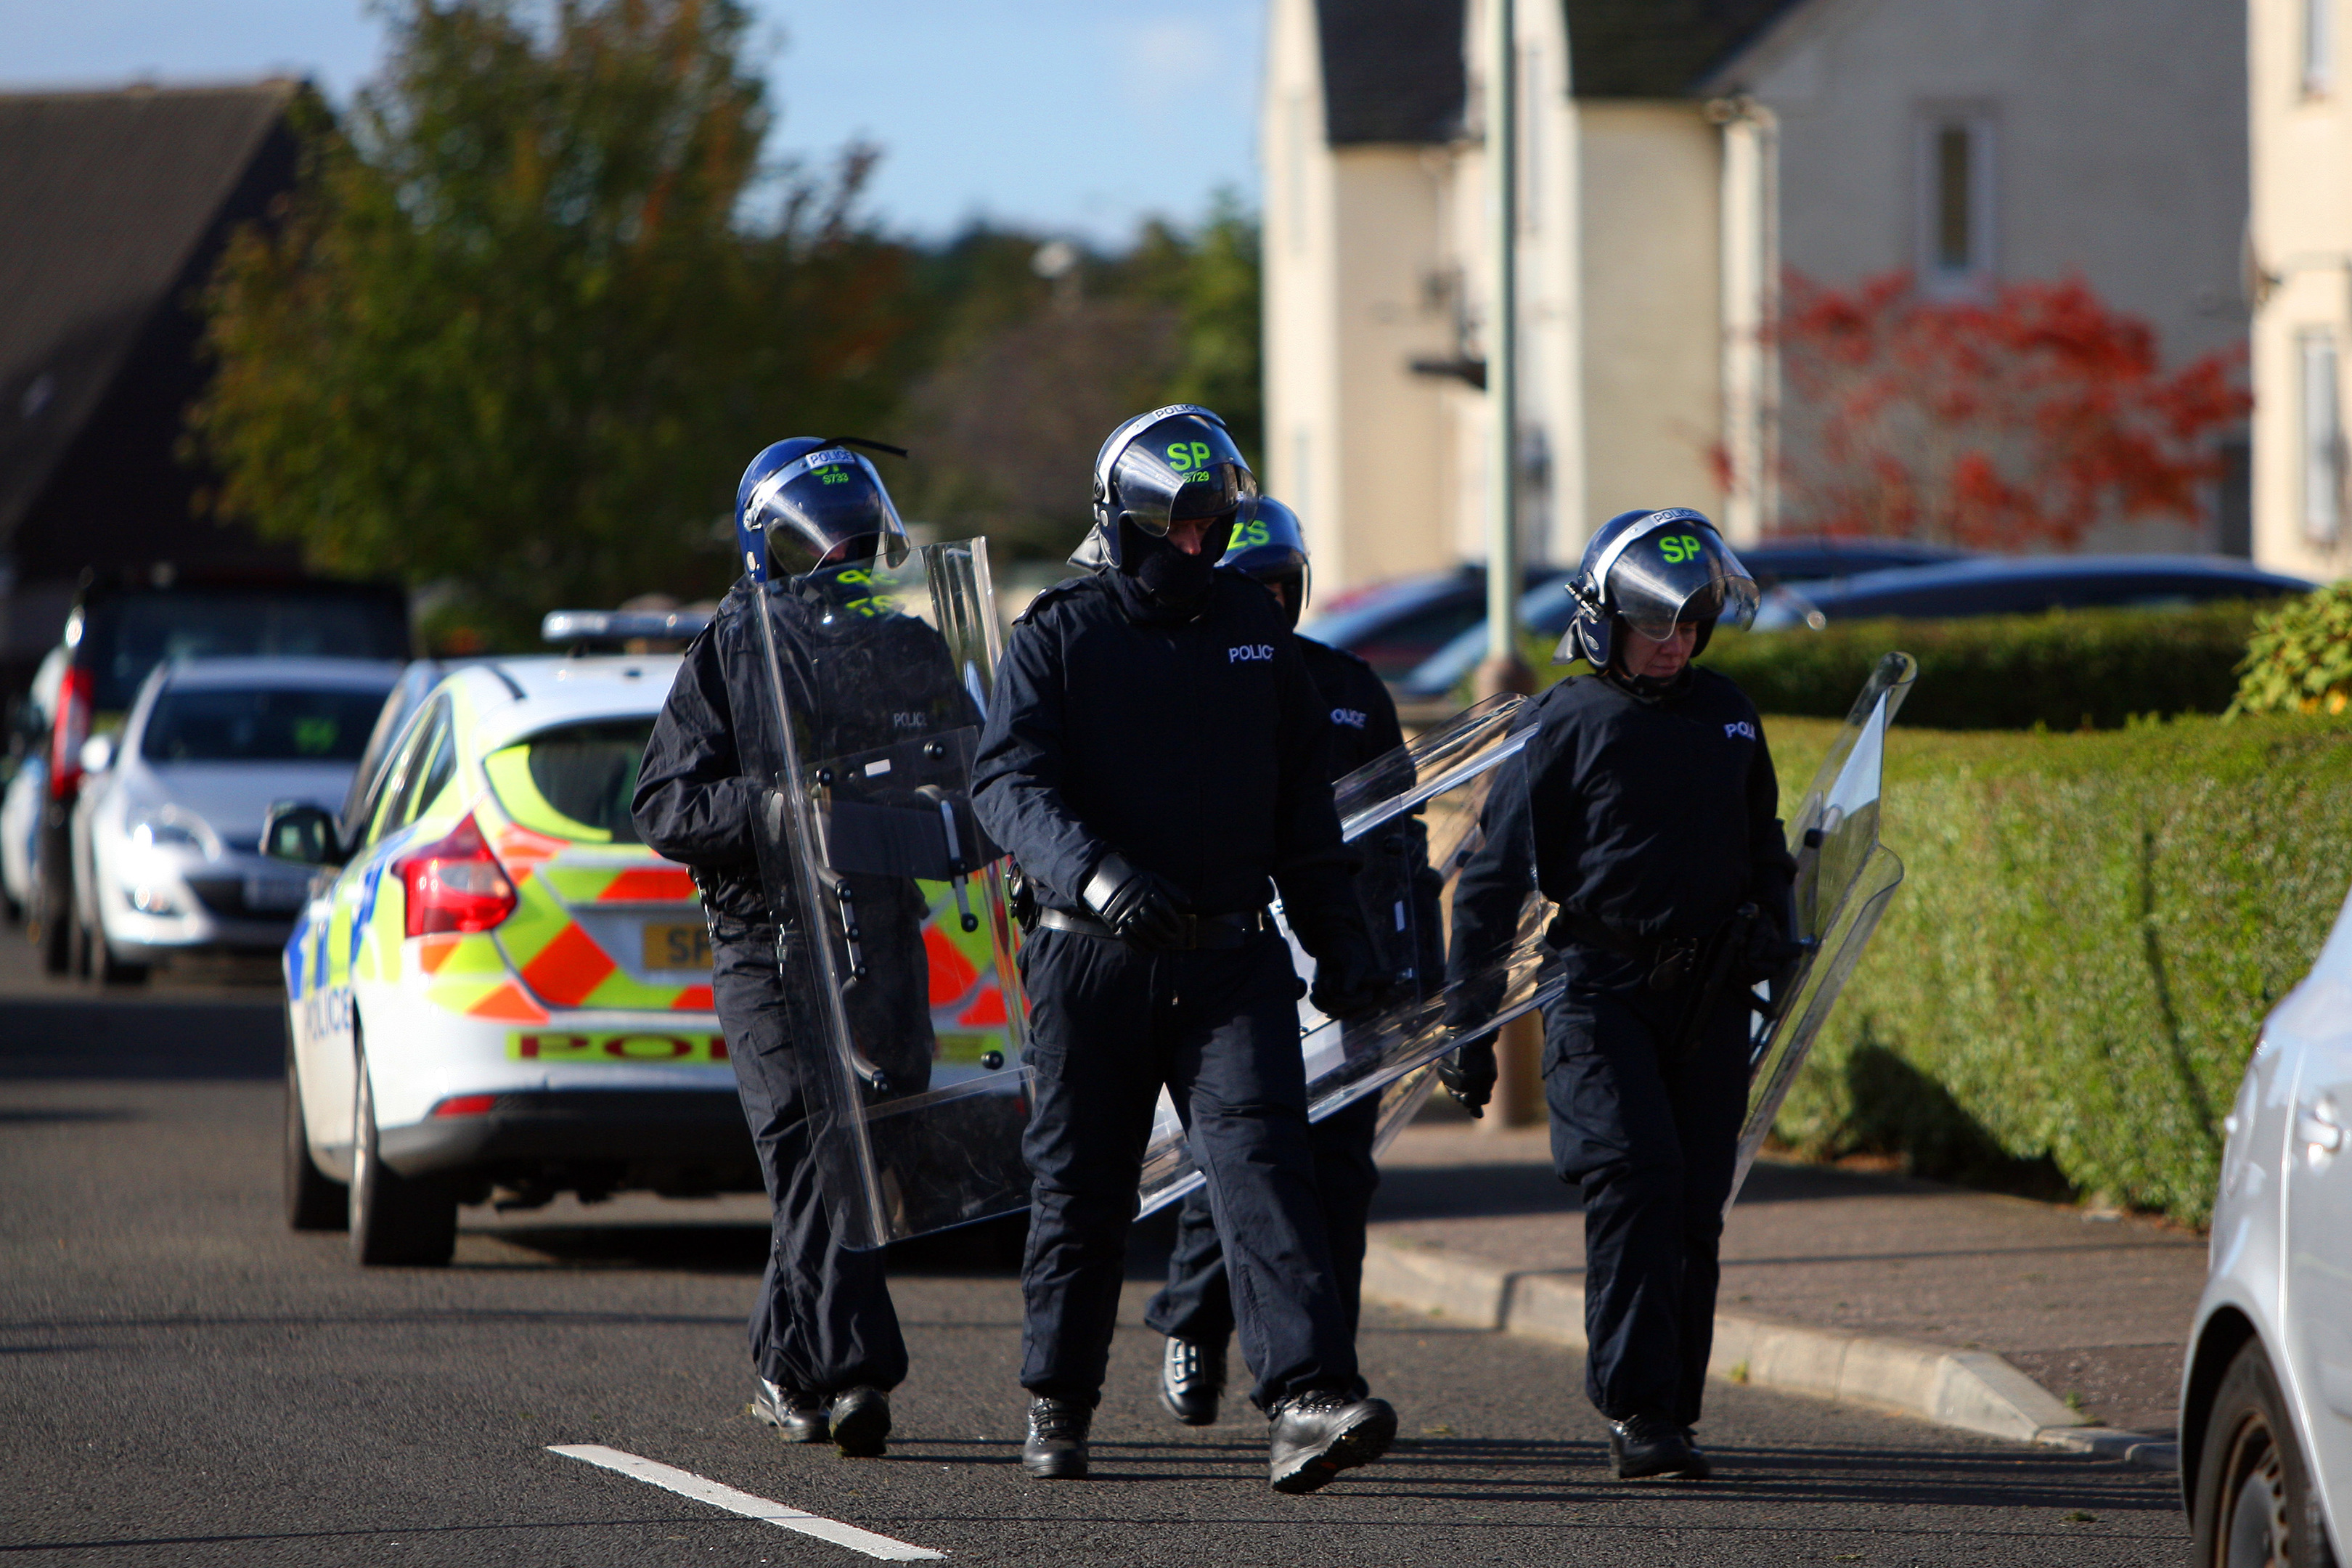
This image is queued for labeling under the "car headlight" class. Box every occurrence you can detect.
[128,807,216,857]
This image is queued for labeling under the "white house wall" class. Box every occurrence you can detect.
[2249,0,2352,582]
[1575,101,1727,531]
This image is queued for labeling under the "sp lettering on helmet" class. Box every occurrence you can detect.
[1167,441,1217,472]
[1228,643,1275,663]
[1659,534,1704,563]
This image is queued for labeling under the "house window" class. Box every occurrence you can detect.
[2302,331,2343,544]
[2305,0,2334,96]
[1918,112,1995,291]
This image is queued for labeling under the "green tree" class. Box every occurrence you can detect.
[889,197,1263,563]
[192,0,915,648]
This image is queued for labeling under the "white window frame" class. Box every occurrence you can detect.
[2301,329,2344,545]
[1915,108,1997,296]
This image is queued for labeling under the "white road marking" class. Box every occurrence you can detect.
[550,1444,947,1561]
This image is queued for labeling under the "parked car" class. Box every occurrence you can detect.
[28,570,412,973]
[1395,536,1972,698]
[68,658,404,982]
[1300,565,1567,682]
[2179,877,2351,1564]
[270,651,767,1265]
[1749,554,2313,630]
[1,648,65,923]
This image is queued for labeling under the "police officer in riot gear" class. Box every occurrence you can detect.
[634,438,952,1459]
[1442,507,1798,1482]
[973,409,1400,1493]
[1144,497,1442,1426]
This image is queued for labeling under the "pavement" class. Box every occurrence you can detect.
[1361,1114,2207,1469]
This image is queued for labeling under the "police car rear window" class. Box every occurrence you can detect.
[485,719,656,844]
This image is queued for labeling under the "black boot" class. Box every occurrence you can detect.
[1267,1389,1397,1494]
[1678,1426,1712,1480]
[1022,1395,1092,1479]
[1608,1414,1701,1479]
[1158,1335,1226,1426]
[752,1379,828,1444]
[828,1387,891,1458]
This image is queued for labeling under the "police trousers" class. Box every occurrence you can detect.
[1145,1092,1381,1355]
[711,920,908,1397]
[1543,952,1750,1426]
[1018,926,1358,1411]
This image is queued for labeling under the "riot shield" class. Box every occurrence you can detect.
[1724,651,1917,1212]
[1136,695,1561,1216]
[748,539,1034,1252]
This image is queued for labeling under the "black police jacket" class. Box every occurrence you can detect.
[1447,667,1795,989]
[971,568,1363,955]
[1298,634,1445,988]
[1298,636,1402,781]
[632,575,973,923]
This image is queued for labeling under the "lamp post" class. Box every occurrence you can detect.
[1474,0,1540,1131]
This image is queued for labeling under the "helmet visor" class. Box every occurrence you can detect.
[1608,523,1761,640]
[746,448,910,573]
[1111,416,1257,536]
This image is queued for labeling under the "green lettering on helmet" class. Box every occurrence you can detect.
[1659,534,1700,564]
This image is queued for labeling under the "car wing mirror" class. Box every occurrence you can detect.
[261,801,343,867]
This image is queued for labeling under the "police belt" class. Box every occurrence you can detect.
[1036,907,1271,950]
[1550,911,1723,995]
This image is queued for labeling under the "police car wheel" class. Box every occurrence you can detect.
[348,1037,457,1267]
[283,1025,346,1232]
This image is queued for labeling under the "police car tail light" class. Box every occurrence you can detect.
[430,1094,497,1118]
[396,812,518,937]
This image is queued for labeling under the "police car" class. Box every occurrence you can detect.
[271,615,748,1266]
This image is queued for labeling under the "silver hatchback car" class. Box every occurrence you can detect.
[69,657,402,981]
[2181,878,2352,1564]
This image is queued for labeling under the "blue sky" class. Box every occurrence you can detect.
[0,0,1265,245]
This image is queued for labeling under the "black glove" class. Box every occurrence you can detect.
[1308,934,1389,1020]
[1739,907,1806,987]
[1082,853,1189,950]
[1436,1037,1498,1119]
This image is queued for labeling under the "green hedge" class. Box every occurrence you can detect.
[1763,711,2352,1225]
[1683,603,2266,730]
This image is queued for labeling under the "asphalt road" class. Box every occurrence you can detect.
[0,972,2188,1566]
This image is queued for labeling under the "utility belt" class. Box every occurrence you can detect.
[1550,912,1731,995]
[1034,906,1271,951]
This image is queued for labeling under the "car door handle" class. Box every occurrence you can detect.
[2298,1099,2345,1155]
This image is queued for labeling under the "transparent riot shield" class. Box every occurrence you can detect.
[748,539,1034,1252]
[1724,651,1918,1212]
[1136,695,1561,1216]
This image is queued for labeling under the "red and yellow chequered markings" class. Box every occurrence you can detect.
[417,928,550,1022]
[489,854,711,1014]
[920,880,1016,1037]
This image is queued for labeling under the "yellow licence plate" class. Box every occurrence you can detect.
[642,921,712,971]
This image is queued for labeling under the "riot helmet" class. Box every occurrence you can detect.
[1559,507,1759,669]
[1218,496,1312,628]
[1071,405,1257,571]
[735,438,910,584]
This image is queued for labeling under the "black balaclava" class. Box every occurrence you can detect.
[1114,516,1233,620]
